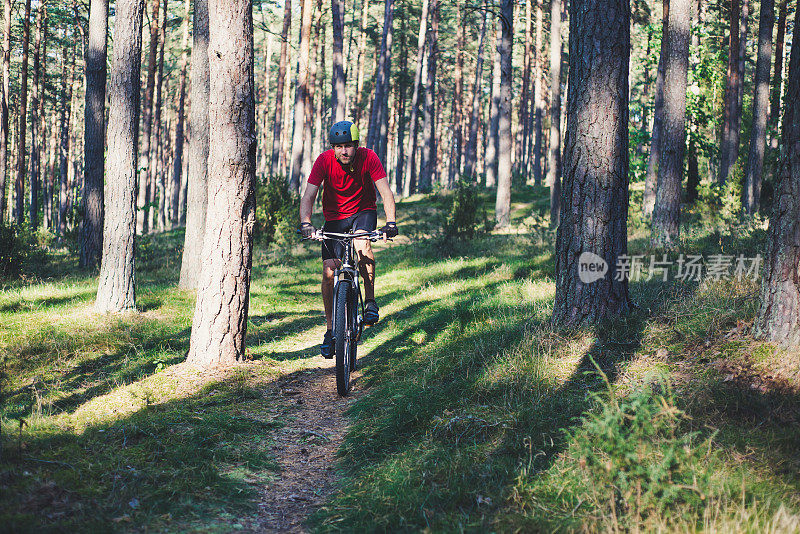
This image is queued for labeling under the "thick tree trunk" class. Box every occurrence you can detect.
[754,12,800,346]
[417,0,437,192]
[552,0,632,326]
[171,0,190,228]
[330,0,346,122]
[652,0,690,248]
[402,0,430,197]
[289,0,313,193]
[367,0,394,164]
[718,0,741,184]
[769,0,788,144]
[485,24,501,189]
[743,0,775,215]
[187,0,256,366]
[29,2,44,230]
[95,0,143,313]
[0,0,10,223]
[80,0,107,268]
[494,0,513,228]
[643,0,668,217]
[462,6,487,182]
[14,0,32,225]
[269,0,290,177]
[547,0,563,228]
[178,0,209,289]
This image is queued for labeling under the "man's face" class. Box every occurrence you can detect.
[333,142,357,166]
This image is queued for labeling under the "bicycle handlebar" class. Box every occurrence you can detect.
[297,229,392,242]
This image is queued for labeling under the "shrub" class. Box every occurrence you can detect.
[255,175,300,249]
[0,224,29,279]
[442,180,489,240]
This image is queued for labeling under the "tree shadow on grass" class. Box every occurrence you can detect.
[0,290,96,313]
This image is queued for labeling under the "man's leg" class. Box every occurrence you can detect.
[322,259,339,330]
[354,240,376,301]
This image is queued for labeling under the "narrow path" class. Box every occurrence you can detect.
[247,350,365,533]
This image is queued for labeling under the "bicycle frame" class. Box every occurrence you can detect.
[331,234,365,340]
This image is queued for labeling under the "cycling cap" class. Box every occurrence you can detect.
[329,121,360,144]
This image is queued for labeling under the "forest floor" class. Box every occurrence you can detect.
[2,186,800,532]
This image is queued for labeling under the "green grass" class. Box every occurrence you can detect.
[2,187,800,532]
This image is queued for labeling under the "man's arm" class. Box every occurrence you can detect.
[300,183,320,224]
[374,177,396,223]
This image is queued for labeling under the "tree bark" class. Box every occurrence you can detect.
[367,0,394,164]
[769,0,788,144]
[330,0,346,122]
[552,0,632,326]
[485,23,501,189]
[519,0,533,177]
[14,0,32,225]
[445,2,464,186]
[643,0,668,217]
[417,0,437,193]
[494,0,513,228]
[136,0,160,234]
[95,0,143,313]
[289,0,312,193]
[187,0,256,366]
[353,0,369,126]
[29,2,45,230]
[718,0,741,184]
[269,0,290,177]
[58,44,75,237]
[171,0,190,228]
[178,0,209,289]
[402,0,430,197]
[0,0,10,223]
[80,0,107,268]
[743,0,775,215]
[754,9,800,346]
[652,0,690,248]
[393,7,408,195]
[152,0,167,232]
[547,0,563,228]
[463,6,487,182]
[531,0,544,186]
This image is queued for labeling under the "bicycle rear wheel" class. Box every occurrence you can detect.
[334,280,353,396]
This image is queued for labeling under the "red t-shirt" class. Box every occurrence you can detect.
[307,147,387,221]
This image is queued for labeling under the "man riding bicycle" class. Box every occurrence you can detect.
[299,120,398,359]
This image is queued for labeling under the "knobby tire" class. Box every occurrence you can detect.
[334,280,353,396]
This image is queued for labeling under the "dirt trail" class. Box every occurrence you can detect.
[246,353,364,533]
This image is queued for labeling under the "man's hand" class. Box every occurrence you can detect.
[300,222,316,238]
[380,222,398,239]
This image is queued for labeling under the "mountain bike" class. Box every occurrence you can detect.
[304,229,386,396]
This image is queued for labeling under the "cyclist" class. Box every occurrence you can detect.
[299,120,398,359]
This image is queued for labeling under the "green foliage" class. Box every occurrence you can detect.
[566,380,713,524]
[442,180,489,240]
[255,175,300,249]
[0,224,27,279]
[697,164,743,227]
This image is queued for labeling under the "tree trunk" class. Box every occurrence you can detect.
[743,0,775,215]
[80,0,107,268]
[178,0,209,289]
[330,0,346,122]
[393,7,408,195]
[463,6,487,182]
[417,0,437,193]
[547,0,563,228]
[29,2,45,230]
[754,11,800,346]
[367,0,394,164]
[769,0,788,145]
[686,137,700,202]
[269,0,290,177]
[289,0,312,193]
[519,0,532,177]
[353,0,369,126]
[485,23,501,189]
[552,0,632,326]
[58,44,75,237]
[14,0,32,225]
[718,0,741,184]
[402,0,430,197]
[151,0,167,232]
[0,0,10,223]
[95,0,143,313]
[171,0,190,228]
[302,0,320,185]
[652,0,690,248]
[532,0,544,186]
[643,0,668,217]
[446,2,465,186]
[187,0,256,366]
[495,0,513,228]
[136,0,160,234]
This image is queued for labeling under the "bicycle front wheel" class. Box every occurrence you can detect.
[334,280,353,396]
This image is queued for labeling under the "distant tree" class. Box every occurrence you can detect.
[29,2,44,230]
[0,0,9,222]
[187,0,257,365]
[330,0,346,121]
[367,0,395,164]
[754,11,800,345]
[136,0,160,235]
[743,0,775,215]
[718,0,744,185]
[769,0,788,146]
[547,0,563,228]
[485,22,500,188]
[179,0,209,290]
[532,0,544,186]
[58,43,75,237]
[14,0,31,225]
[269,0,290,177]
[651,0,691,248]
[552,0,632,326]
[80,0,108,269]
[494,0,513,228]
[643,0,668,217]
[289,0,312,193]
[95,0,144,313]
[418,0,437,192]
[462,6,487,182]
[170,0,190,228]
[402,0,430,197]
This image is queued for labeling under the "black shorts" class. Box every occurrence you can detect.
[321,210,378,261]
